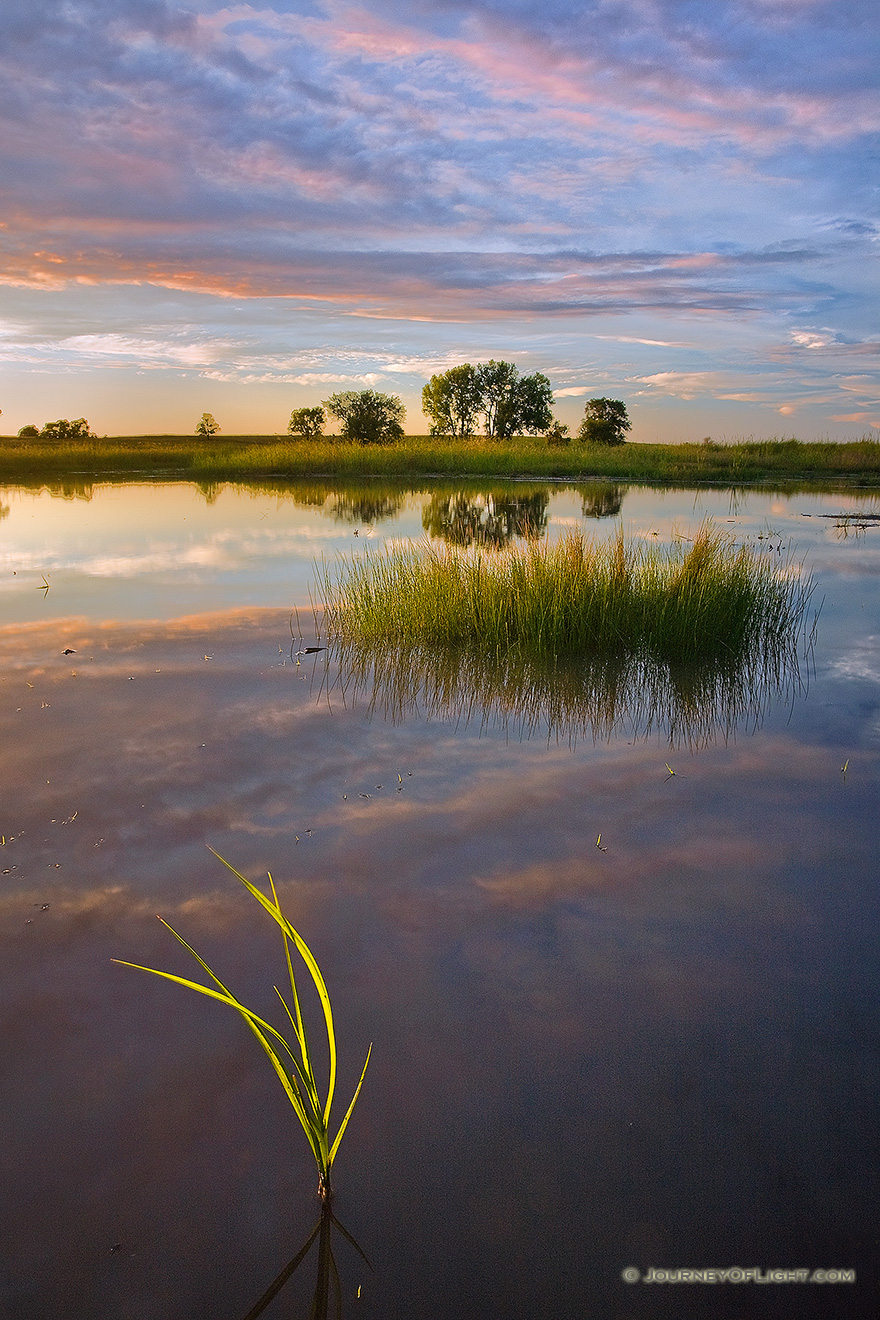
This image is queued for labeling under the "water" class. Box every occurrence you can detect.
[1,478,878,1318]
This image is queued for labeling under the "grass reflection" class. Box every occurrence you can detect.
[241,1204,371,1320]
[323,526,817,746]
[332,635,811,747]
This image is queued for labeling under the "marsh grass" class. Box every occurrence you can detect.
[320,525,815,745]
[2,433,880,484]
[320,524,812,666]
[114,850,370,1203]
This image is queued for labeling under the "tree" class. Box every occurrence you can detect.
[473,361,555,438]
[18,424,40,437]
[476,360,520,437]
[288,406,325,438]
[323,390,405,444]
[579,481,624,518]
[421,364,482,438]
[577,398,631,446]
[195,413,220,436]
[510,372,555,437]
[329,491,404,525]
[39,418,95,440]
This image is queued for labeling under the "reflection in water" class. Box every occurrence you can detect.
[332,634,811,747]
[422,490,549,546]
[577,481,624,520]
[329,491,406,526]
[242,1205,370,1320]
[197,479,223,505]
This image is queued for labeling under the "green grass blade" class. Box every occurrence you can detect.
[117,850,370,1193]
[209,848,339,1128]
[328,1043,372,1165]
[269,872,322,1115]
[112,959,326,1170]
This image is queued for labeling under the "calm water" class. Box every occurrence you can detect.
[1,478,878,1318]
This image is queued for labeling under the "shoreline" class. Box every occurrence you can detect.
[2,434,880,488]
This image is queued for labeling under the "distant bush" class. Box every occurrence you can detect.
[323,390,405,444]
[545,420,571,447]
[17,424,40,437]
[39,418,95,440]
[288,406,326,438]
[577,398,631,446]
[195,413,220,437]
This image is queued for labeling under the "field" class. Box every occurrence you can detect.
[2,433,880,485]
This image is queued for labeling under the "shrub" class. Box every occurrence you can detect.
[17,425,40,437]
[39,418,95,440]
[288,406,326,438]
[545,420,571,447]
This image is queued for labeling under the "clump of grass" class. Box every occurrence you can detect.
[114,850,370,1203]
[320,523,812,667]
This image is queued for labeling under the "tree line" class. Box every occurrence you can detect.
[12,364,632,446]
[285,362,631,445]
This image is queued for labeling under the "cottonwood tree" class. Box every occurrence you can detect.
[509,371,555,437]
[288,406,325,438]
[195,413,220,436]
[476,360,520,437]
[422,363,483,438]
[323,390,405,444]
[475,361,555,438]
[40,418,95,440]
[577,398,631,446]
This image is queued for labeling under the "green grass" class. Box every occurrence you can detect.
[323,524,815,745]
[319,523,813,665]
[114,850,370,1203]
[2,433,880,485]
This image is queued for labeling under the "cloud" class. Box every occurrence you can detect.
[0,0,877,433]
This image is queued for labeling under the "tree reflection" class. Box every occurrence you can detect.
[329,491,405,525]
[196,479,222,505]
[422,490,549,546]
[577,482,625,520]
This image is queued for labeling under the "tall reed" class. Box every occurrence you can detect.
[319,524,813,667]
[114,850,370,1203]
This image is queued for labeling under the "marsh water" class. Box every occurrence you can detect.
[1,476,878,1319]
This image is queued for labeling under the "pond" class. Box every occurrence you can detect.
[1,477,878,1319]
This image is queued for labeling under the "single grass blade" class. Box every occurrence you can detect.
[329,1043,372,1164]
[208,848,339,1129]
[112,958,325,1166]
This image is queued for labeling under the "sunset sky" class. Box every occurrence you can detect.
[1,0,877,440]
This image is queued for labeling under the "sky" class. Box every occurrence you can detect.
[0,0,878,441]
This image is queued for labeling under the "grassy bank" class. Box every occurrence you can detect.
[2,433,880,486]
[319,524,813,665]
